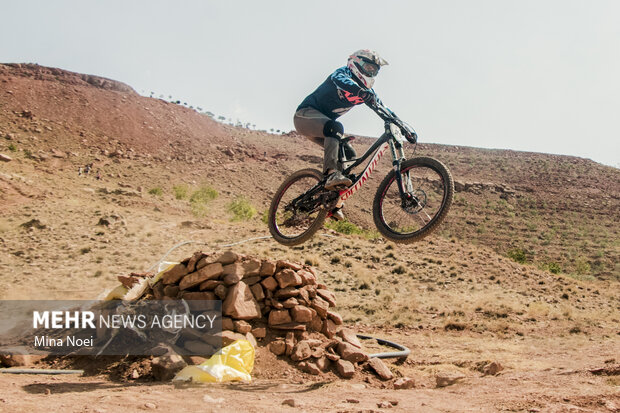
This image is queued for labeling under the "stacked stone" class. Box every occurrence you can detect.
[118,250,388,379]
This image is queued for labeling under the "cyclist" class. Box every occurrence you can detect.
[293,50,388,205]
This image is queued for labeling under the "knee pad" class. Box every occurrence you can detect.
[323,120,344,139]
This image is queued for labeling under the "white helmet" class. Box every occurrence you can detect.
[347,49,388,89]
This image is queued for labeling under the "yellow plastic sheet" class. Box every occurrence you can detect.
[173,340,255,383]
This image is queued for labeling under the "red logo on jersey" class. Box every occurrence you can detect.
[342,90,364,105]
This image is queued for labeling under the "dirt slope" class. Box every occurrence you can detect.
[0,64,618,412]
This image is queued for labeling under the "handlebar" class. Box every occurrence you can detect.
[365,95,418,144]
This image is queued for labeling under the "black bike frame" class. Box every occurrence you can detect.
[335,124,409,209]
[288,101,414,213]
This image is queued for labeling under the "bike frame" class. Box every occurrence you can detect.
[287,101,415,215]
[334,124,410,209]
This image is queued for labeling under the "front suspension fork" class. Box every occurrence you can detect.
[388,140,413,201]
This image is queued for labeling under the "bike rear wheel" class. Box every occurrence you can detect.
[268,168,328,246]
[373,157,453,243]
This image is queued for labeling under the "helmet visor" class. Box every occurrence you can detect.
[358,59,380,77]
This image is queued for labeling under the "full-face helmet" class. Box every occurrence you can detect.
[347,49,388,89]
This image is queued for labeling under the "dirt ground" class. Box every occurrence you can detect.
[1,332,619,412]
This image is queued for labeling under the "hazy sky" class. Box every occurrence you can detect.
[2,1,618,167]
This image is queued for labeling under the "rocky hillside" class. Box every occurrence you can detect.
[1,63,617,281]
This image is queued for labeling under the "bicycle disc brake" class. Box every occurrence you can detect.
[402,190,427,214]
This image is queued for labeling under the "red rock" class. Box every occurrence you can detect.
[162,264,188,285]
[215,250,238,265]
[242,259,261,276]
[152,282,165,299]
[309,314,323,331]
[297,288,311,305]
[338,328,362,348]
[335,359,355,378]
[223,273,242,286]
[163,285,179,298]
[220,330,246,346]
[298,361,321,375]
[243,276,261,285]
[233,320,252,334]
[261,276,278,291]
[316,289,336,307]
[435,372,465,387]
[304,285,317,299]
[269,340,286,356]
[251,327,266,338]
[394,377,416,389]
[213,284,227,299]
[117,275,140,288]
[183,340,215,355]
[221,317,234,331]
[268,309,292,325]
[368,357,394,380]
[274,287,300,299]
[337,341,369,363]
[482,361,503,376]
[327,311,343,325]
[325,352,340,362]
[222,262,244,285]
[151,355,187,381]
[285,332,296,356]
[276,260,303,271]
[291,305,313,323]
[181,291,216,300]
[275,269,302,289]
[270,322,307,331]
[187,356,207,365]
[179,263,223,290]
[311,296,329,318]
[291,340,312,361]
[311,347,325,359]
[282,297,299,308]
[322,319,339,338]
[259,260,277,276]
[297,270,316,285]
[315,356,330,371]
[222,281,261,320]
[250,283,265,301]
[186,251,206,272]
[282,399,296,407]
[199,279,221,291]
[195,256,210,270]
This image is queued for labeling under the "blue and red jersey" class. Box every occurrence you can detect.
[297,66,376,120]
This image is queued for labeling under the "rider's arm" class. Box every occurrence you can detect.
[330,67,366,96]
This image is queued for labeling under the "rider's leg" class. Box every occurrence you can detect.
[322,120,352,190]
[294,109,352,190]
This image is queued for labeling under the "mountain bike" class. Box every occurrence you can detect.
[268,98,454,246]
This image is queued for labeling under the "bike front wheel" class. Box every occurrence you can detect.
[268,168,328,246]
[373,157,454,243]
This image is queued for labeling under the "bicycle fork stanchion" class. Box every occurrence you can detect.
[388,139,409,200]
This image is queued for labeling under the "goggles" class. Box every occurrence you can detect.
[358,58,380,77]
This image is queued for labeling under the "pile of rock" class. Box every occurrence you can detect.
[119,250,392,380]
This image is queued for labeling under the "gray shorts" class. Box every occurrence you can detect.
[293,107,339,172]
[293,107,330,146]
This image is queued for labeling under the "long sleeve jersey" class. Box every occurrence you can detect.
[297,66,374,120]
